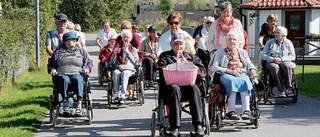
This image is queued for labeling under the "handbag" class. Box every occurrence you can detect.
[118,64,136,72]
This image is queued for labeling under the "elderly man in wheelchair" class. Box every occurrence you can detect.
[48,31,93,116]
[261,26,296,98]
[158,32,207,137]
[210,31,259,120]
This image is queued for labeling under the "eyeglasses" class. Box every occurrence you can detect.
[206,22,213,24]
[121,27,130,29]
[169,21,180,25]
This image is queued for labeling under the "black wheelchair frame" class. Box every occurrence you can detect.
[207,72,260,130]
[106,64,145,106]
[49,74,93,126]
[261,60,298,104]
[151,77,211,137]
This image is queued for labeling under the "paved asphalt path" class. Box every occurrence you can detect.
[36,34,320,137]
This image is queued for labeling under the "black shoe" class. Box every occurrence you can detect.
[194,125,205,137]
[168,128,179,137]
[114,97,120,103]
[226,111,240,120]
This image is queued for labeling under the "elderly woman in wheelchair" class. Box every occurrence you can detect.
[109,29,139,104]
[261,26,296,98]
[158,32,207,137]
[210,31,258,120]
[48,31,93,116]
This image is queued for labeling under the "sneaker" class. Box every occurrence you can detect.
[74,108,82,117]
[168,128,179,137]
[286,89,294,96]
[114,97,120,103]
[119,98,125,104]
[133,95,137,100]
[226,111,239,120]
[127,95,133,100]
[241,110,251,120]
[279,90,286,98]
[194,125,205,137]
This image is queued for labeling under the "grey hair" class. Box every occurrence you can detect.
[276,26,288,37]
[219,1,233,11]
[226,31,240,41]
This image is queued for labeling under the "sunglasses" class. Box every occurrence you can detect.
[121,27,130,29]
[169,21,180,25]
[206,22,213,24]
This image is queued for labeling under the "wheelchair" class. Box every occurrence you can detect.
[106,64,145,106]
[151,77,210,137]
[261,60,298,104]
[207,72,260,129]
[141,57,158,90]
[49,74,93,126]
[98,61,113,86]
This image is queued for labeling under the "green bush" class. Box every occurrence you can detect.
[0,8,55,88]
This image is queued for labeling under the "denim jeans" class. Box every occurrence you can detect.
[56,73,84,100]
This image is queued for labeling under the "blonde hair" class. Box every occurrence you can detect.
[267,14,278,22]
[67,21,75,30]
[74,24,81,31]
[121,20,132,30]
[167,11,183,23]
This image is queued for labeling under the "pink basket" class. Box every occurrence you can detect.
[162,62,198,86]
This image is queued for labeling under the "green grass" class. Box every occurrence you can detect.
[294,65,320,97]
[0,69,51,137]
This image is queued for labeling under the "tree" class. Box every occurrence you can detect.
[216,0,241,19]
[58,0,134,32]
[159,0,173,16]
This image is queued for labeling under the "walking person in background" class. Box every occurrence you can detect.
[206,1,244,53]
[157,11,195,57]
[96,19,118,50]
[46,13,69,56]
[257,14,278,70]
[75,24,86,49]
[197,16,215,70]
[193,15,206,39]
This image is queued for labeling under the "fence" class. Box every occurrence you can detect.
[249,44,260,65]
[0,45,28,87]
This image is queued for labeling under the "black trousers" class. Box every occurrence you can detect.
[165,84,202,129]
[143,57,156,81]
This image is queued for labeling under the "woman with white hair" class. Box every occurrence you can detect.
[261,26,296,97]
[109,29,139,104]
[211,31,258,120]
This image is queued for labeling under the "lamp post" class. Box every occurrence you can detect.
[35,0,40,68]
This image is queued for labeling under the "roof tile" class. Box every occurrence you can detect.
[241,0,320,9]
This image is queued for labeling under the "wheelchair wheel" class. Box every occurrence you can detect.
[98,63,103,86]
[208,102,216,126]
[202,98,210,136]
[292,75,298,103]
[263,85,269,104]
[49,95,53,123]
[215,111,222,129]
[87,93,93,125]
[139,80,145,105]
[151,112,156,137]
